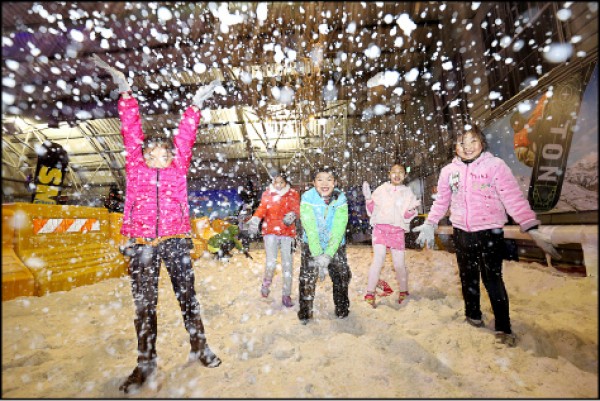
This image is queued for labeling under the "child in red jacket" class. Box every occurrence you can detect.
[248,171,300,307]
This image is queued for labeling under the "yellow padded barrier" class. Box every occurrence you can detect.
[192,217,217,240]
[9,203,127,296]
[2,205,35,301]
[190,217,211,259]
[108,212,127,248]
[211,218,230,234]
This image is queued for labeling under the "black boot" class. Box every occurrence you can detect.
[190,342,222,367]
[119,363,156,393]
[297,301,313,324]
[190,346,222,367]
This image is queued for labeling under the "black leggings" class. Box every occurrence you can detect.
[128,238,208,366]
[298,244,352,320]
[453,228,512,334]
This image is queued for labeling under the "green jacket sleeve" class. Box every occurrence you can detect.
[300,202,323,256]
[233,238,243,250]
[325,203,348,257]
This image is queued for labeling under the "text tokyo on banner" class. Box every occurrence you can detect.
[32,142,69,205]
[528,74,583,212]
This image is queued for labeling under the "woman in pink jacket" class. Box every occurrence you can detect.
[412,125,559,347]
[362,164,420,308]
[94,55,222,393]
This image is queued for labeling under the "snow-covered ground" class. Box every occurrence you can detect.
[2,245,598,398]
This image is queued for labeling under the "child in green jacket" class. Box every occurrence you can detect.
[298,165,350,324]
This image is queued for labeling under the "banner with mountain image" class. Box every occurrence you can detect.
[483,64,598,213]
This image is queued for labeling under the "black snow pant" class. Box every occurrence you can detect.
[298,244,352,321]
[127,237,208,369]
[453,228,512,334]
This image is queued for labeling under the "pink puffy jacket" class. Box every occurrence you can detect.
[365,183,420,231]
[426,152,540,233]
[118,96,200,238]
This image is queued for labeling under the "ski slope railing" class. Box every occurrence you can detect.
[436,224,598,277]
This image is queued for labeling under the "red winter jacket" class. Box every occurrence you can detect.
[253,184,300,238]
[118,96,200,238]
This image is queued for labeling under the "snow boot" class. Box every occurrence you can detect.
[119,362,156,393]
[397,291,409,304]
[282,295,294,308]
[364,291,376,308]
[189,345,222,367]
[376,280,394,297]
[260,279,271,298]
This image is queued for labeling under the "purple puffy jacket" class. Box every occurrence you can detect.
[118,96,200,238]
[426,152,540,233]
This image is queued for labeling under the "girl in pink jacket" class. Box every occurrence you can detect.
[362,164,420,308]
[94,55,222,393]
[412,125,559,347]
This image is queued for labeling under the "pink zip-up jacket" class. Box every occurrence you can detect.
[118,96,200,238]
[366,183,420,231]
[426,151,540,233]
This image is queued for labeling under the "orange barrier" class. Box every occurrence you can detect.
[190,217,212,259]
[211,218,231,234]
[6,203,127,296]
[2,205,35,301]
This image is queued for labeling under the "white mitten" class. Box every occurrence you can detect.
[313,254,332,281]
[92,54,131,92]
[192,80,221,108]
[362,181,372,200]
[412,222,436,249]
[247,216,261,236]
[283,212,296,226]
[528,228,561,259]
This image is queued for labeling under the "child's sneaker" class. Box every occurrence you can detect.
[376,280,394,297]
[282,295,294,308]
[260,279,271,298]
[466,317,484,328]
[397,291,409,304]
[364,292,376,308]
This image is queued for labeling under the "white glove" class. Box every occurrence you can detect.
[362,181,372,200]
[92,54,131,93]
[313,254,332,281]
[247,216,261,236]
[528,228,561,259]
[412,222,436,249]
[283,212,296,226]
[192,80,221,108]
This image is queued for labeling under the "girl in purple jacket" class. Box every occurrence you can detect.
[94,55,222,392]
[412,125,559,347]
[362,164,420,308]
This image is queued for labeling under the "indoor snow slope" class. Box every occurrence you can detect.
[2,245,598,398]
